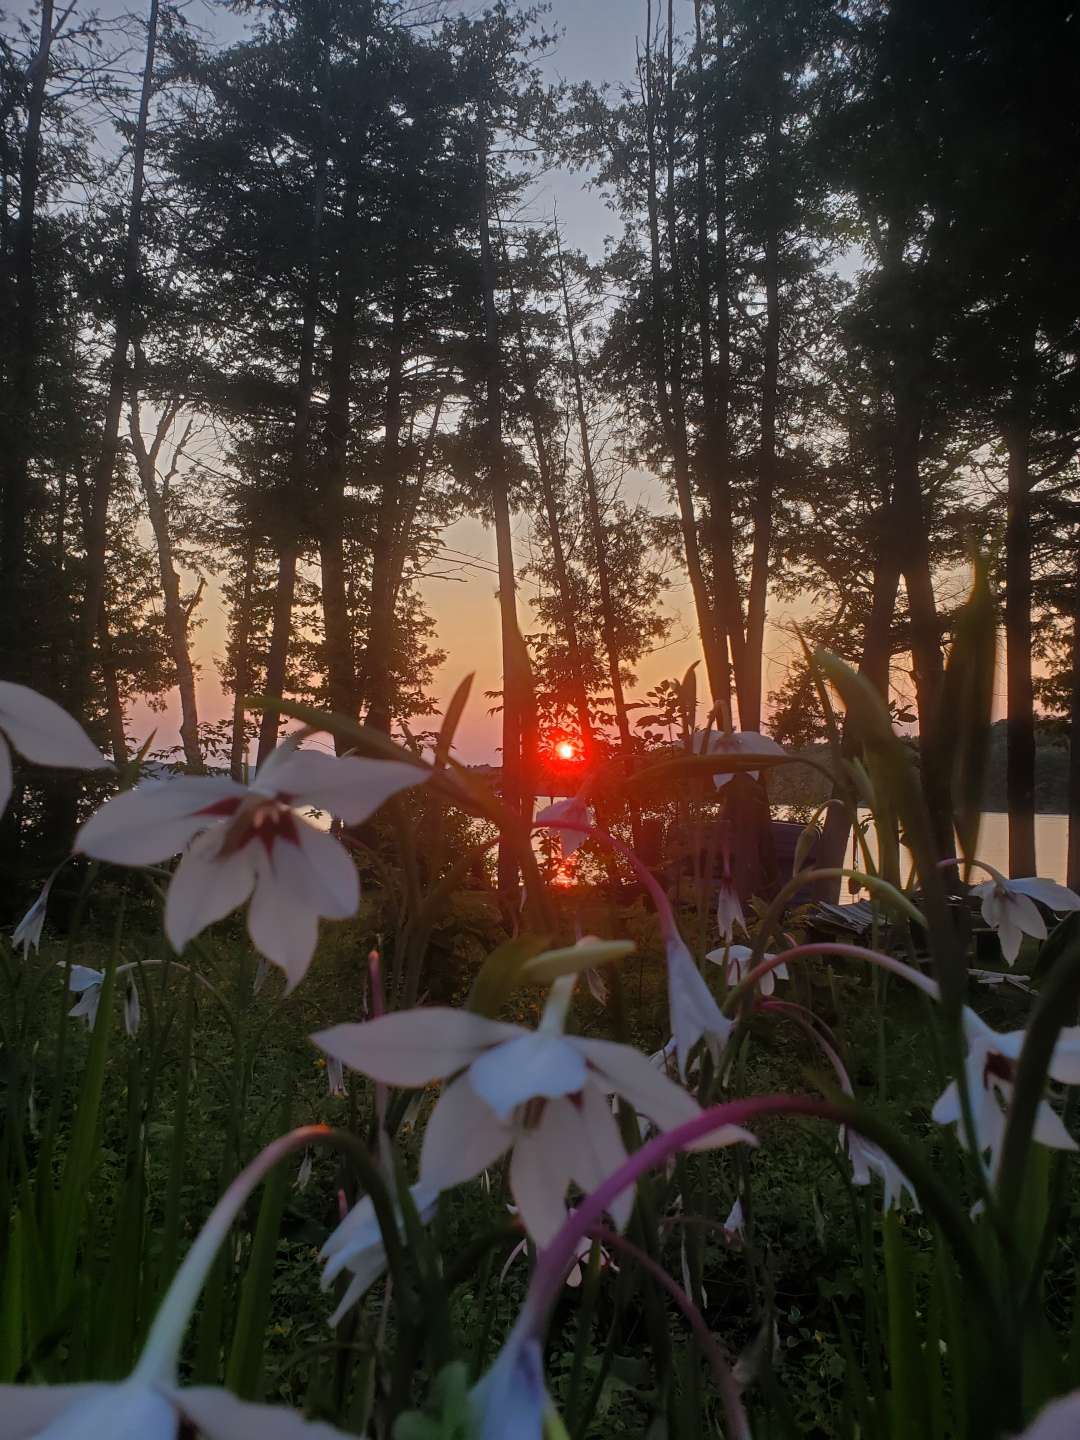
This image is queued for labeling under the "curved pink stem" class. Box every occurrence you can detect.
[730,941,939,1007]
[759,999,853,1095]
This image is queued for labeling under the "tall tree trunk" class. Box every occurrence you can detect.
[319,174,359,748]
[1005,418,1037,876]
[554,228,631,754]
[257,36,330,765]
[743,104,781,733]
[128,396,205,772]
[477,89,529,894]
[99,620,129,768]
[0,0,54,682]
[362,279,406,735]
[503,234,594,762]
[641,14,726,706]
[229,548,256,782]
[79,0,159,699]
[697,0,744,715]
[1067,527,1080,890]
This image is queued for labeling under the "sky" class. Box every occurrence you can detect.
[34,0,995,763]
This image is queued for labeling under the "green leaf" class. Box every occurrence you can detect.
[467,934,552,1017]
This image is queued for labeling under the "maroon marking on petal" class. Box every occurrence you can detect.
[984,1051,1016,1089]
[194,797,243,818]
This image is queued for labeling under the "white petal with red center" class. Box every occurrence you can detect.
[509,1100,574,1246]
[164,829,257,955]
[1010,877,1080,912]
[0,681,111,773]
[573,1037,700,1131]
[75,777,245,864]
[468,1033,586,1119]
[314,1010,518,1087]
[419,1073,512,1192]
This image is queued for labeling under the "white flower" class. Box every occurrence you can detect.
[0,1360,353,1438]
[706,943,788,997]
[969,865,1080,965]
[843,1128,918,1211]
[320,1180,439,1325]
[1019,1389,1080,1438]
[469,1332,558,1440]
[723,1196,744,1239]
[716,874,746,944]
[13,870,59,957]
[0,681,112,815]
[123,980,141,1037]
[67,965,106,1028]
[666,934,734,1081]
[695,727,785,789]
[931,1008,1080,1178]
[314,976,747,1246]
[74,743,426,992]
[534,794,593,858]
[327,1054,346,1099]
[295,1150,313,1192]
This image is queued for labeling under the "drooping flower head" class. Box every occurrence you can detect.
[75,742,426,991]
[0,681,112,816]
[534,793,594,859]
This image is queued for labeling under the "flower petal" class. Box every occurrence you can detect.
[292,823,360,918]
[1032,1099,1079,1153]
[667,938,734,1080]
[314,1011,519,1087]
[28,1382,176,1439]
[468,1034,587,1120]
[470,1333,554,1440]
[169,1385,354,1438]
[0,1383,107,1438]
[0,682,111,773]
[75,777,244,865]
[164,830,257,955]
[419,1074,512,1191]
[931,1081,961,1126]
[564,1082,633,1231]
[573,1037,700,1131]
[509,1102,574,1246]
[1010,877,1080,913]
[1016,1389,1080,1439]
[255,750,425,824]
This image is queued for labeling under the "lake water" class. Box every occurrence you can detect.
[837,811,1070,889]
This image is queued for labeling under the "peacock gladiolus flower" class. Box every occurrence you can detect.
[314,975,714,1246]
[75,741,425,991]
[696,726,785,789]
[320,1181,440,1325]
[0,681,112,816]
[533,794,594,858]
[707,943,788,996]
[932,1008,1080,1178]
[968,863,1080,965]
